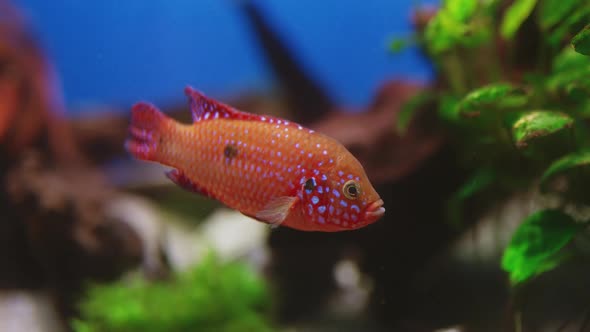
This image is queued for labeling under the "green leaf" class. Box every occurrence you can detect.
[541,151,590,187]
[457,83,529,116]
[546,69,590,96]
[447,167,496,226]
[446,0,478,22]
[500,0,538,39]
[423,0,481,54]
[396,90,435,135]
[565,81,590,102]
[552,47,590,73]
[425,12,468,54]
[547,5,590,48]
[510,111,574,149]
[572,24,590,56]
[538,0,579,30]
[389,37,410,54]
[546,48,590,96]
[540,150,590,202]
[438,94,462,123]
[501,209,580,284]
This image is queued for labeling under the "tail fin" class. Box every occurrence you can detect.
[125,102,167,162]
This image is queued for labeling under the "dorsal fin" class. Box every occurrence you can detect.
[184,86,244,122]
[183,86,306,131]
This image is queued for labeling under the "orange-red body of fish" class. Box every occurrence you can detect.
[125,86,384,231]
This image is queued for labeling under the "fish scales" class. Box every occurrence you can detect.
[125,86,385,232]
[161,118,339,210]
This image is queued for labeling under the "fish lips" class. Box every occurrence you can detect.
[365,199,385,222]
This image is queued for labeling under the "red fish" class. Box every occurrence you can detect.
[125,86,385,231]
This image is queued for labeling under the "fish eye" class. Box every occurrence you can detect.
[343,180,361,199]
[304,178,316,193]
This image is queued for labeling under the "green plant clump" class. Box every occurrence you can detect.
[394,0,590,286]
[72,254,275,332]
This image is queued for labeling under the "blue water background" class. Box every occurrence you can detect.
[12,0,439,114]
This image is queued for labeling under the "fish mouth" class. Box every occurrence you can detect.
[365,199,385,220]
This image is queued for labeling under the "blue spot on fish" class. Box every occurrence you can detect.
[340,200,348,207]
[318,216,326,224]
[332,189,341,198]
[318,206,326,214]
[311,196,319,204]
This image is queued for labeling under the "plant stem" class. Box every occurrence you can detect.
[443,49,468,95]
[515,310,523,332]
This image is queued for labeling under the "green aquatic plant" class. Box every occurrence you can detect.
[72,254,275,332]
[394,0,590,286]
[500,209,580,284]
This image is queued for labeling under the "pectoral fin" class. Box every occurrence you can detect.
[255,196,298,228]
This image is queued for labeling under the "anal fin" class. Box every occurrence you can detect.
[165,169,213,198]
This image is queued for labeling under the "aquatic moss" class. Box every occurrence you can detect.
[72,254,275,332]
